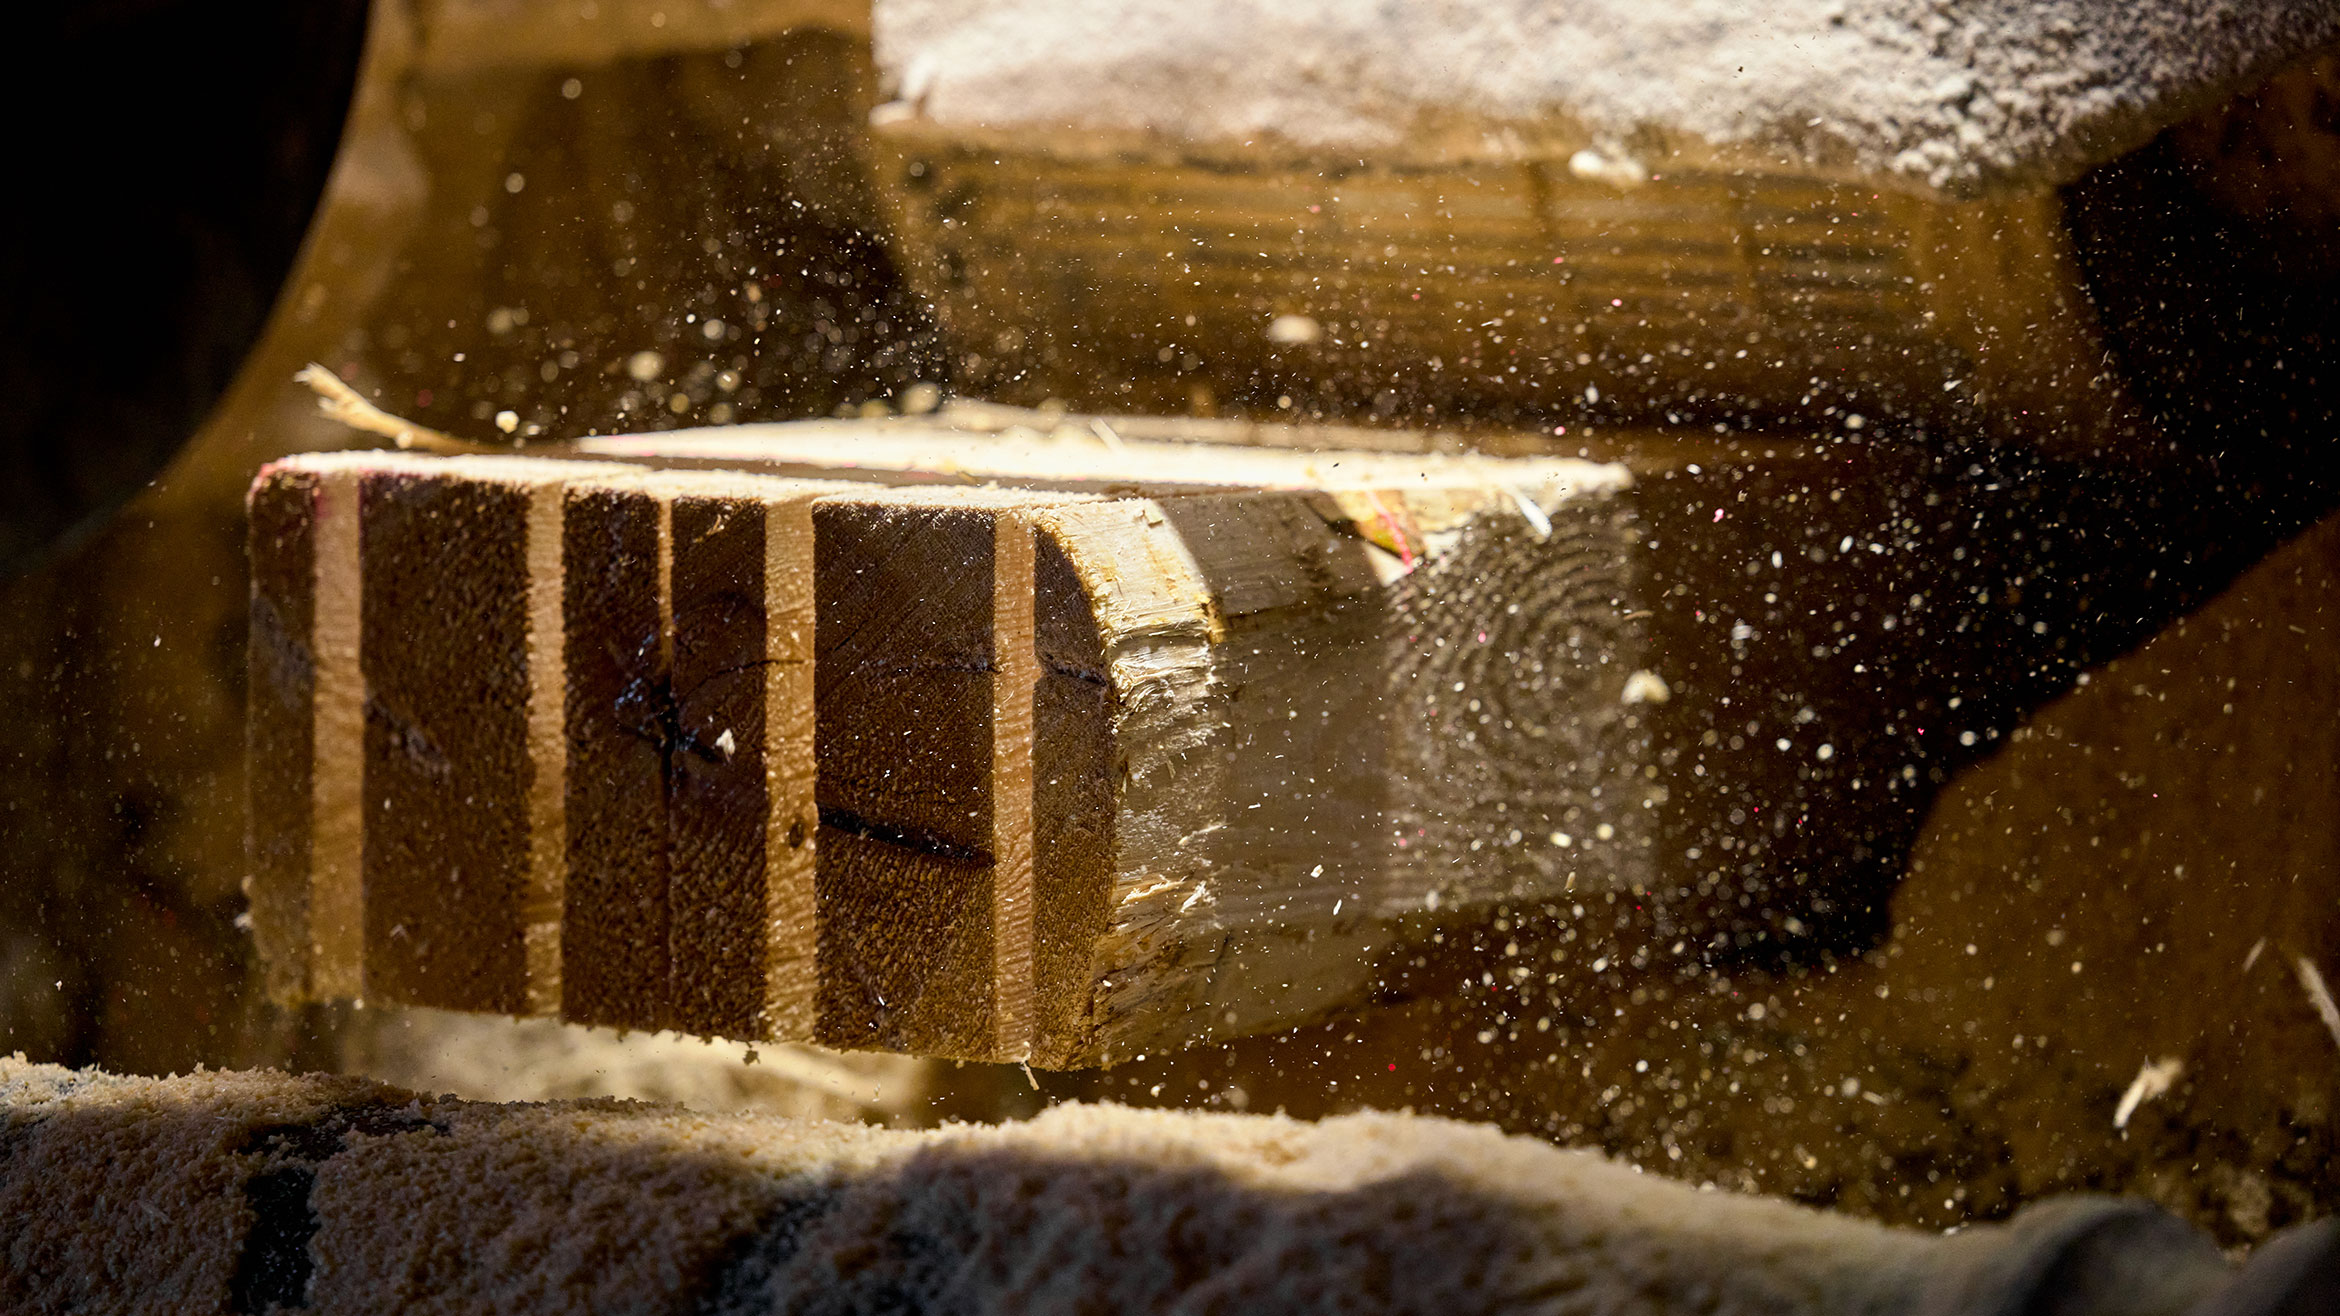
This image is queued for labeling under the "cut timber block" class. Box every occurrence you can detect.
[250,442,1653,1064]
[253,414,2160,1066]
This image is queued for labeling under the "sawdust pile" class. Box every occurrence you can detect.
[0,1057,2158,1314]
[875,0,2340,193]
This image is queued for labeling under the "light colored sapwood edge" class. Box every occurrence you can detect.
[761,496,819,1041]
[611,401,1716,464]
[310,464,368,1000]
[654,486,679,1024]
[576,426,1627,500]
[990,515,1039,1060]
[520,481,568,1016]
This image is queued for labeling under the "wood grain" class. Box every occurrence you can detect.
[870,135,2141,456]
[667,486,787,1039]
[311,463,367,1000]
[760,489,820,1040]
[558,476,669,1028]
[988,512,1039,1058]
[361,462,547,1013]
[250,445,1656,1060]
[1029,532,1117,1065]
[558,472,830,1038]
[807,488,1086,1061]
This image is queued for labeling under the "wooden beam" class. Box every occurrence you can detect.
[253,412,2188,1066]
[866,132,2145,458]
[249,439,1649,1062]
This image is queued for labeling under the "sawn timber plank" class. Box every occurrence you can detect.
[254,415,2161,1067]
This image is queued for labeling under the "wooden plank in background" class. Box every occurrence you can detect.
[867,136,2143,458]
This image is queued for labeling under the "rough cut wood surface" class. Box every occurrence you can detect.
[552,472,833,1043]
